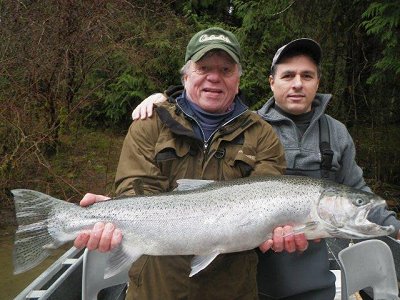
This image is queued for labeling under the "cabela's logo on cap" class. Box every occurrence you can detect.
[198,34,232,44]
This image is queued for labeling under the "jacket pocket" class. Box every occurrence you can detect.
[155,147,181,162]
[218,144,256,179]
[155,139,197,178]
[155,138,191,162]
[233,149,256,177]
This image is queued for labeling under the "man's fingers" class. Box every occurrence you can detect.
[283,226,296,253]
[132,109,138,120]
[86,222,105,250]
[74,231,90,249]
[96,195,111,202]
[98,223,115,252]
[80,194,110,207]
[294,233,308,252]
[111,228,123,250]
[74,223,121,252]
[145,100,154,119]
[139,103,149,119]
[259,239,273,253]
[132,93,166,120]
[80,193,96,207]
[272,227,284,252]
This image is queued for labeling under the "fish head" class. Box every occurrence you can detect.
[317,185,394,239]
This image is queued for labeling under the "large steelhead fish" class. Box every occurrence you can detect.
[12,175,393,278]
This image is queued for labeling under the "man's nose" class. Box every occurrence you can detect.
[206,69,222,82]
[292,75,303,89]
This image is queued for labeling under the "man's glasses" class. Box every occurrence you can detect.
[193,65,236,77]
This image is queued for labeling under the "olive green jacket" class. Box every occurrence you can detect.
[114,99,286,300]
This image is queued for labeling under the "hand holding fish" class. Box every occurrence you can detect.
[74,193,122,252]
[74,221,122,252]
[259,226,310,253]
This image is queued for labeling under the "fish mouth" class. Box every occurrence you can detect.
[327,223,394,239]
[325,203,395,239]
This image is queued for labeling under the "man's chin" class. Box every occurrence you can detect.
[286,104,310,115]
[199,100,226,113]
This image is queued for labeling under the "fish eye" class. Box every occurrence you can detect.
[354,198,366,206]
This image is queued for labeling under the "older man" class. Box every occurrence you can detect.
[74,27,287,299]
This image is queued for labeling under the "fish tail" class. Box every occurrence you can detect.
[12,189,69,274]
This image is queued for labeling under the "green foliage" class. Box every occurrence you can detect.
[362,1,400,82]
[181,0,236,25]
[102,71,155,125]
[362,2,400,41]
[83,64,156,129]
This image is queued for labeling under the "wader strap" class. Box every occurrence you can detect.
[319,114,334,179]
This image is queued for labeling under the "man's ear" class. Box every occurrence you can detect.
[269,75,275,92]
[183,73,189,86]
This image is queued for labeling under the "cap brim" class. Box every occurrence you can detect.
[190,45,240,63]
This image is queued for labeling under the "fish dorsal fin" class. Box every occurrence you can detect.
[190,251,220,277]
[174,179,215,192]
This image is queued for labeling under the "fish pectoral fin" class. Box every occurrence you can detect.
[190,251,220,277]
[294,221,320,234]
[174,179,215,192]
[104,244,142,279]
[283,222,322,239]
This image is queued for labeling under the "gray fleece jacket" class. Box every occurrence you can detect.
[256,93,399,299]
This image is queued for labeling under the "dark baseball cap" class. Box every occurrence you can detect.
[185,27,241,63]
[271,38,322,71]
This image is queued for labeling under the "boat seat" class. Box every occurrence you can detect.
[338,239,399,300]
[81,249,130,300]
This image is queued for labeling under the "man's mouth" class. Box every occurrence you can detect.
[288,94,305,101]
[203,88,223,94]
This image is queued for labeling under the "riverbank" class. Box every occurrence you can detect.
[0,128,126,228]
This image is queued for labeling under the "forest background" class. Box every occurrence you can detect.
[1,0,400,226]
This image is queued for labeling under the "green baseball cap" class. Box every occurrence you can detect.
[185,27,241,63]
